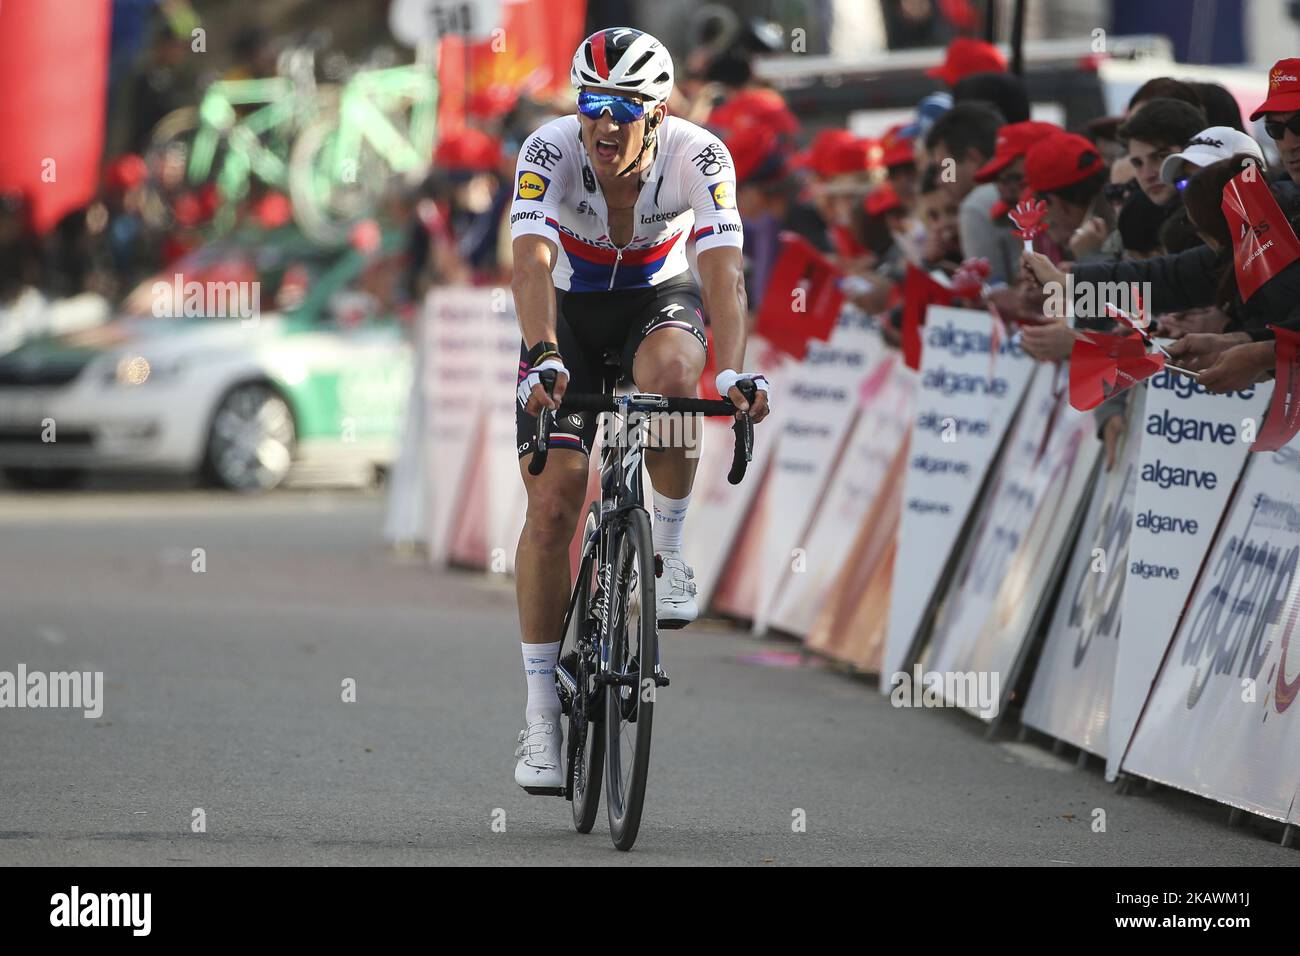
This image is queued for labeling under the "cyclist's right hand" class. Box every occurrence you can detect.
[518,355,569,415]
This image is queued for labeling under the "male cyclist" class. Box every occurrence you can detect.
[511,28,770,792]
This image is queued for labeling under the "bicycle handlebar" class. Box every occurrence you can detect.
[527,372,756,485]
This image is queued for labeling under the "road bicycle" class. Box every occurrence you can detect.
[529,366,755,851]
[145,46,322,233]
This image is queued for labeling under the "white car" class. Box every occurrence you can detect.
[0,237,412,491]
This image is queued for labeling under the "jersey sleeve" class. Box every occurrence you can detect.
[684,132,744,254]
[508,122,572,244]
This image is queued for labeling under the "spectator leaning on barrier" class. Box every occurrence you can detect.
[1024,131,1112,266]
[1012,131,1111,366]
[972,119,1059,270]
[924,102,1026,283]
[916,163,962,272]
[1118,98,1207,209]
[879,124,920,212]
[793,129,876,264]
[1159,126,1266,193]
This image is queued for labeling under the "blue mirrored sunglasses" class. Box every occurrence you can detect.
[577,91,647,123]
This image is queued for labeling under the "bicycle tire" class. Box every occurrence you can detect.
[604,506,658,851]
[568,503,605,834]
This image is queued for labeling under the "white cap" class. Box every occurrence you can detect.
[1160,126,1265,185]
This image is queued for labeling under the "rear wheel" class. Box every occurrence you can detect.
[604,506,658,851]
[566,503,605,834]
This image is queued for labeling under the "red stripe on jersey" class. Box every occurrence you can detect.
[590,31,609,78]
[557,230,682,265]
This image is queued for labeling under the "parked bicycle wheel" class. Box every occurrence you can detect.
[288,112,392,246]
[565,503,605,834]
[604,505,658,851]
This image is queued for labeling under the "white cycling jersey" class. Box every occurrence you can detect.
[508,114,744,293]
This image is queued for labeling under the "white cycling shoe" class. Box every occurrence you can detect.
[655,550,698,629]
[514,713,564,795]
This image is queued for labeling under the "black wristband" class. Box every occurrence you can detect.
[527,340,561,365]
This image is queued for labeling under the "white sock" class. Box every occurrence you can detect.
[521,641,561,721]
[652,490,691,553]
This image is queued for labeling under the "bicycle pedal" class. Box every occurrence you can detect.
[521,786,566,797]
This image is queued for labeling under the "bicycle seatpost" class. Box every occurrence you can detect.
[527,369,559,476]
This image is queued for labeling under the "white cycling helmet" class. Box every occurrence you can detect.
[571,28,675,105]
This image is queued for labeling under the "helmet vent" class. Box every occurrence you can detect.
[584,44,596,71]
[628,50,654,74]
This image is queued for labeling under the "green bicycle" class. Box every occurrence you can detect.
[145,46,321,233]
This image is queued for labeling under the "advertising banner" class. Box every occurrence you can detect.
[922,370,1101,719]
[1022,388,1146,756]
[751,313,885,634]
[880,306,1036,687]
[769,355,916,638]
[1122,440,1300,822]
[422,288,492,565]
[684,336,791,613]
[803,434,911,671]
[1107,372,1270,780]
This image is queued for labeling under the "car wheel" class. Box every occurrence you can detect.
[202,383,296,492]
[1,467,86,490]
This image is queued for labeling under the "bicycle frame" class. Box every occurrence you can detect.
[556,395,656,706]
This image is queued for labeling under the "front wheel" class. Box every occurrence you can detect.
[604,506,658,851]
[201,383,296,492]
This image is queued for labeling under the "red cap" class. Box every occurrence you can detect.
[104,154,147,192]
[793,129,875,178]
[878,124,916,168]
[434,128,503,172]
[864,182,902,217]
[708,89,799,138]
[1024,132,1104,194]
[725,124,784,183]
[1250,58,1300,121]
[926,38,1006,86]
[974,121,1060,183]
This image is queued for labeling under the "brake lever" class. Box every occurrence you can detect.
[527,369,558,476]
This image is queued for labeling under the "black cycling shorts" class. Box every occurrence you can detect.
[516,274,708,458]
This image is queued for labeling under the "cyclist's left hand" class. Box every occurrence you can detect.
[716,370,771,424]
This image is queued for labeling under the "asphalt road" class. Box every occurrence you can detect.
[0,486,1295,866]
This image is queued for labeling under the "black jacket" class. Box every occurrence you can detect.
[1071,243,1300,341]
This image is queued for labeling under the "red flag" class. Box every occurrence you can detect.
[901,263,957,370]
[1253,326,1300,451]
[0,0,111,235]
[755,233,845,360]
[1068,330,1165,411]
[1221,168,1300,302]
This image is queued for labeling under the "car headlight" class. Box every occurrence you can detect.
[105,354,190,387]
